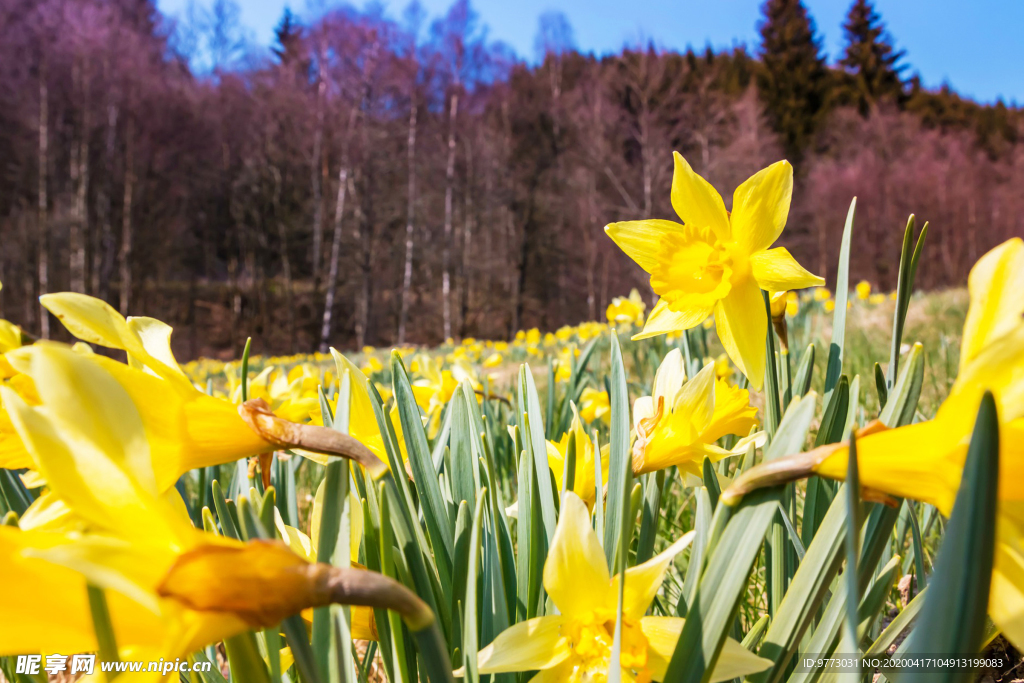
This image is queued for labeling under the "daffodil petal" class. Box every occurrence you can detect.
[40,293,185,385]
[16,345,157,495]
[331,349,380,440]
[750,247,825,292]
[641,616,771,682]
[632,395,655,434]
[731,160,793,254]
[0,386,179,544]
[616,531,694,619]
[633,298,712,340]
[672,362,716,437]
[961,237,1024,372]
[605,220,690,273]
[815,420,961,516]
[670,152,730,241]
[715,279,767,390]
[526,660,575,682]
[702,381,759,444]
[653,348,686,407]
[942,326,1024,430]
[126,316,191,383]
[543,491,611,615]
[472,615,570,674]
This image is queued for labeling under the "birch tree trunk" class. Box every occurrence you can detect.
[270,166,295,348]
[441,92,459,341]
[318,105,359,353]
[93,91,118,300]
[69,60,90,294]
[37,66,50,339]
[458,138,473,340]
[354,171,372,350]
[397,103,417,346]
[119,116,135,316]
[310,60,327,288]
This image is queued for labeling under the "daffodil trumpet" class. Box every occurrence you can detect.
[159,540,434,632]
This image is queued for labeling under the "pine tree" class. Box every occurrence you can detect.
[273,7,303,66]
[840,0,906,114]
[756,0,829,157]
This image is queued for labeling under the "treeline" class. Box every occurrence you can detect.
[0,0,1020,357]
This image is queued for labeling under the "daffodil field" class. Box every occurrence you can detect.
[1,156,1021,683]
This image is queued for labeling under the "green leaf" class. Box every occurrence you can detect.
[840,435,862,673]
[663,393,817,683]
[210,479,240,540]
[391,351,455,595]
[865,587,926,658]
[561,429,577,495]
[312,408,355,682]
[225,633,271,683]
[283,614,324,683]
[87,585,120,674]
[887,217,929,388]
[873,363,888,409]
[902,392,999,680]
[681,486,713,615]
[462,493,487,683]
[702,458,721,513]
[636,470,665,564]
[449,384,478,508]
[0,469,33,517]
[762,291,782,440]
[824,198,855,407]
[814,376,849,447]
[603,334,633,568]
[751,485,848,683]
[518,366,558,544]
[879,343,924,428]
[240,336,252,402]
[905,500,928,592]
[857,554,902,639]
[792,344,815,399]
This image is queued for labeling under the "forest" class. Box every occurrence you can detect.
[0,0,1020,357]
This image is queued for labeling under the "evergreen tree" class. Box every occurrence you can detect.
[840,0,906,114]
[756,0,829,157]
[273,7,303,66]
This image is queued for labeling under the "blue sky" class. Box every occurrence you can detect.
[157,0,1023,104]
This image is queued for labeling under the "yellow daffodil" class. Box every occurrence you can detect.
[814,287,831,302]
[769,291,788,319]
[855,280,871,300]
[579,387,611,425]
[461,492,770,682]
[868,293,886,305]
[714,354,732,380]
[632,350,764,477]
[1,295,385,491]
[319,349,408,469]
[606,153,823,388]
[607,288,647,326]
[546,406,610,509]
[0,349,412,664]
[483,352,503,369]
[724,238,1024,647]
[824,299,835,313]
